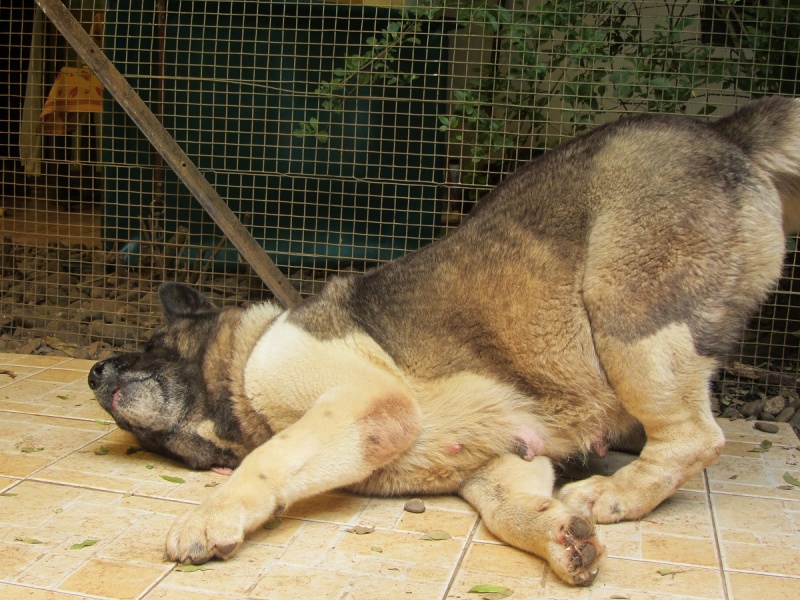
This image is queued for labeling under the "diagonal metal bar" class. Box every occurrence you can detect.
[34,0,303,309]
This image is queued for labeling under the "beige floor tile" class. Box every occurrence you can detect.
[0,361,797,600]
[639,491,714,538]
[712,494,797,540]
[640,533,719,568]
[160,542,280,596]
[57,558,170,599]
[0,583,86,600]
[588,557,724,598]
[727,571,800,600]
[395,505,478,538]
[283,490,369,524]
[720,419,799,448]
[249,564,357,600]
[4,355,69,369]
[459,541,548,580]
[447,566,549,599]
[26,369,87,385]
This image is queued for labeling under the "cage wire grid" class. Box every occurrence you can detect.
[1,0,800,425]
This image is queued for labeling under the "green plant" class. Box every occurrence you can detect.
[298,1,792,195]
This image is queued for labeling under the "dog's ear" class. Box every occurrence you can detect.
[158,282,216,321]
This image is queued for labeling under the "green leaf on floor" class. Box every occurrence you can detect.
[371,546,383,553]
[20,447,44,453]
[70,538,99,550]
[15,536,43,544]
[56,395,69,400]
[160,475,186,484]
[783,472,800,488]
[94,446,109,455]
[0,492,18,497]
[748,440,773,453]
[145,464,155,469]
[125,446,142,455]
[420,529,451,541]
[94,420,112,426]
[467,584,513,598]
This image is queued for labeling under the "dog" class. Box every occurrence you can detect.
[88,96,800,586]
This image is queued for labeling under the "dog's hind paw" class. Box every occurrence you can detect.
[165,504,245,565]
[553,515,602,585]
[547,514,603,586]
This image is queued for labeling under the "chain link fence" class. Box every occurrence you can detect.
[1,0,799,423]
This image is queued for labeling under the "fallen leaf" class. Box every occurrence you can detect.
[160,475,186,484]
[610,596,630,599]
[467,584,514,598]
[468,585,512,593]
[20,447,44,453]
[54,508,63,514]
[371,546,383,553]
[748,440,773,453]
[728,474,738,480]
[70,538,99,550]
[94,420,112,426]
[204,481,220,488]
[15,536,43,544]
[0,492,18,497]
[126,446,142,455]
[94,446,109,456]
[420,529,451,541]
[657,567,690,576]
[145,464,155,469]
[56,395,69,400]
[175,564,211,572]
[783,472,800,488]
[346,525,375,535]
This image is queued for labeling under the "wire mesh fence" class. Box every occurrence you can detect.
[1,1,799,422]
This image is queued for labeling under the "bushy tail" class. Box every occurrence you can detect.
[712,96,800,235]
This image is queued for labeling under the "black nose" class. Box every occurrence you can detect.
[88,361,106,390]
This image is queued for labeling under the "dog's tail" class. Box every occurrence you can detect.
[712,96,800,235]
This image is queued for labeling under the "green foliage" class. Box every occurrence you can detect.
[299,1,796,194]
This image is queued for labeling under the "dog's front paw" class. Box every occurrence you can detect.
[165,503,246,564]
[559,475,631,524]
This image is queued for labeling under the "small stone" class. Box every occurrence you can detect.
[753,421,780,434]
[741,399,766,418]
[721,406,740,419]
[763,395,787,416]
[403,498,426,514]
[776,407,796,423]
[758,411,776,422]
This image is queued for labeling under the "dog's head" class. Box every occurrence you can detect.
[88,282,249,470]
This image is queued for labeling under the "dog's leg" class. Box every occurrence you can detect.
[165,384,420,564]
[460,454,604,586]
[559,323,724,523]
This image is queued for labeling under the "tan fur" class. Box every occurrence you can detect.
[101,98,800,587]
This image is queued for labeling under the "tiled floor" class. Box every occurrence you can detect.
[0,353,798,599]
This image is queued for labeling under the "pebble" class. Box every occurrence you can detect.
[763,395,787,416]
[776,406,796,423]
[741,399,766,418]
[403,498,426,514]
[753,421,780,434]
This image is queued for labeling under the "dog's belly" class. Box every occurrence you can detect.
[347,370,624,496]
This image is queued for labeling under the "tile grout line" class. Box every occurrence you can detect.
[440,511,482,599]
[705,467,732,600]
